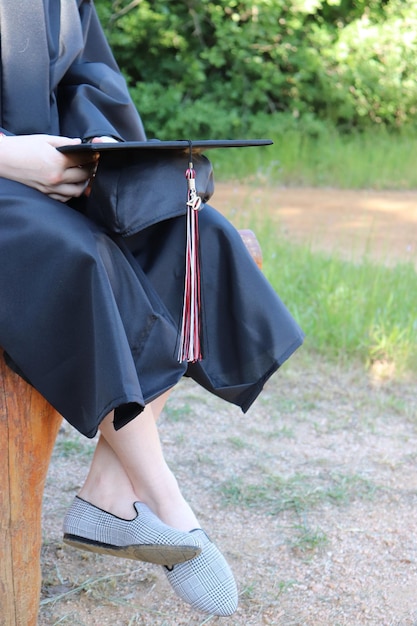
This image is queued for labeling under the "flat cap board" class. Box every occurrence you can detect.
[58,138,273,155]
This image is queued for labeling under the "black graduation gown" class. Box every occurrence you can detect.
[0,0,304,438]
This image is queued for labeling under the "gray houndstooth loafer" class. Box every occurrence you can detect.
[63,496,201,567]
[164,528,238,616]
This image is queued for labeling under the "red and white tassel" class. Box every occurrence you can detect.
[178,162,203,362]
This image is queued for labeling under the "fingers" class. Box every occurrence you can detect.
[45,135,105,200]
[46,135,82,149]
[58,158,99,200]
[52,168,95,201]
[91,136,118,143]
[53,151,99,201]
[48,160,96,201]
[47,134,99,169]
[72,161,98,182]
[49,180,91,202]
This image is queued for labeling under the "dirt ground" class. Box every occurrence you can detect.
[214,183,417,267]
[40,186,417,626]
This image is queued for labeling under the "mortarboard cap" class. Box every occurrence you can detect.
[59,139,273,236]
[59,139,273,361]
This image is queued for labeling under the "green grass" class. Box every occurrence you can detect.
[210,123,417,190]
[218,471,376,515]
[203,122,417,373]
[53,439,94,460]
[289,524,328,553]
[209,121,417,374]
[162,402,193,422]
[240,219,417,374]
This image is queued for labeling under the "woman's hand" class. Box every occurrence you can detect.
[90,136,119,144]
[0,134,99,202]
[82,136,119,196]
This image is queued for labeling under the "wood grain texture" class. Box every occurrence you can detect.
[0,351,62,626]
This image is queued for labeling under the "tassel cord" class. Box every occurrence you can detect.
[178,162,203,362]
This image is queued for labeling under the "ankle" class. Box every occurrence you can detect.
[149,493,200,532]
[78,480,138,520]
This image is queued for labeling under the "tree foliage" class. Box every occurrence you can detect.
[95,0,417,137]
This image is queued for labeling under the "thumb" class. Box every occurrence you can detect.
[46,136,82,149]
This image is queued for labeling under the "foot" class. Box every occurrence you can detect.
[63,496,201,567]
[164,529,238,616]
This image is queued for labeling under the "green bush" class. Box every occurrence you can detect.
[97,0,324,136]
[95,1,417,137]
[322,1,417,128]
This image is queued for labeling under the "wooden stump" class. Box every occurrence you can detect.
[0,351,62,626]
[239,229,263,269]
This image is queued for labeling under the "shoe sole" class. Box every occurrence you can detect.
[63,534,201,566]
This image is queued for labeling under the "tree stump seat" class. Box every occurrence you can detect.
[0,351,62,626]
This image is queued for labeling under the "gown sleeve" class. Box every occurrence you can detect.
[57,1,146,142]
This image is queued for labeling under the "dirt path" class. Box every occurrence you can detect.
[215,183,417,266]
[39,187,417,626]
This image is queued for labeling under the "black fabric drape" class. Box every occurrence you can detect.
[0,0,146,140]
[0,1,304,437]
[0,0,52,133]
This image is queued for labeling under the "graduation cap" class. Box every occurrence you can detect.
[60,139,272,232]
[59,139,273,362]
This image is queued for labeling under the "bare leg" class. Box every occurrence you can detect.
[79,397,200,532]
[78,434,139,520]
[72,397,238,616]
[149,389,172,421]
